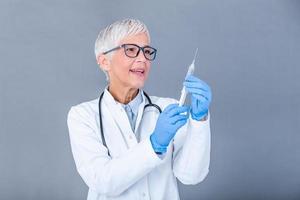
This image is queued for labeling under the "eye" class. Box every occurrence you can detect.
[126,47,136,52]
[144,49,151,54]
[145,48,155,55]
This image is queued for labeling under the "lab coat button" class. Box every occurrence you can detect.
[142,192,146,197]
[129,135,133,139]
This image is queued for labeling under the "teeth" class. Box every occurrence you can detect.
[131,69,144,73]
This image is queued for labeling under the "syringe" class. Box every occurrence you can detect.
[178,48,198,106]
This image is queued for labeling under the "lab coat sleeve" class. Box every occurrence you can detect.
[172,111,211,185]
[67,106,164,197]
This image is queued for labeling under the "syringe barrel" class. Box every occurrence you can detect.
[179,87,187,106]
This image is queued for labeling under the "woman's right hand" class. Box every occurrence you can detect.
[150,103,189,153]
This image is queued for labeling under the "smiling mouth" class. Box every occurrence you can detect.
[130,69,145,76]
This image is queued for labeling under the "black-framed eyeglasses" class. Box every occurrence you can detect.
[103,43,157,61]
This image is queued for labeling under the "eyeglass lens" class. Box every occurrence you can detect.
[123,44,156,60]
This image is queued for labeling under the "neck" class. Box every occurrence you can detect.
[108,83,139,104]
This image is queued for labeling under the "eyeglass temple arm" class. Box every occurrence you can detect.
[103,46,122,55]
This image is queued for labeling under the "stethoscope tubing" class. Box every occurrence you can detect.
[98,90,161,156]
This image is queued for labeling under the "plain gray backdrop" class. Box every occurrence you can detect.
[1,0,299,199]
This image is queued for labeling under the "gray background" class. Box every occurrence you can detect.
[0,0,299,199]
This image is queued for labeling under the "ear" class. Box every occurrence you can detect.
[97,54,111,72]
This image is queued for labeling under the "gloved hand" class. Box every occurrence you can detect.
[150,104,189,153]
[183,75,212,121]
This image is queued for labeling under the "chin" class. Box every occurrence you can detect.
[132,81,145,89]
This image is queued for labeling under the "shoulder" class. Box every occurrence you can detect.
[67,98,99,121]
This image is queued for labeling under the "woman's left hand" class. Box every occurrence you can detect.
[183,75,212,121]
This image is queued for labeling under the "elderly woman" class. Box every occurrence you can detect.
[67,19,212,200]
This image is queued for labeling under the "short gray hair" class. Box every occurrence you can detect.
[94,19,150,82]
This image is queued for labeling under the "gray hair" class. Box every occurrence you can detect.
[94,19,150,82]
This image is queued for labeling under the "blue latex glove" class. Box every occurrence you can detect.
[183,75,212,121]
[150,104,189,153]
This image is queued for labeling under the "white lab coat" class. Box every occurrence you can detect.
[67,88,211,200]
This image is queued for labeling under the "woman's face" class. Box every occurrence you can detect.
[106,33,151,89]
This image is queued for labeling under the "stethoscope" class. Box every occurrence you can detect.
[98,90,162,156]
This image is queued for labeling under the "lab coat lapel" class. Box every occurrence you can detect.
[102,89,136,142]
[134,90,146,133]
[135,92,160,142]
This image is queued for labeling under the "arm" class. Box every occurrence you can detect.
[172,111,211,185]
[67,107,164,197]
